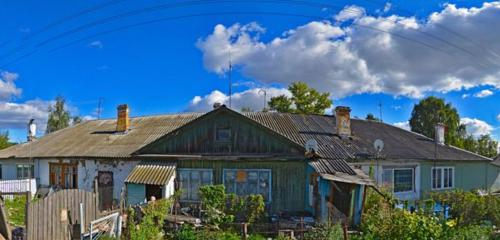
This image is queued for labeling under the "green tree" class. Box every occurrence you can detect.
[366,113,380,121]
[476,134,498,158]
[268,82,332,114]
[0,131,13,150]
[45,96,70,134]
[409,97,462,146]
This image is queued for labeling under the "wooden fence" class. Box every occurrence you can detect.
[26,189,99,240]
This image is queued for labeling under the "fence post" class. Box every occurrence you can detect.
[241,223,248,240]
[25,191,30,240]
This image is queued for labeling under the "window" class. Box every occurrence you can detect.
[178,169,213,201]
[16,164,34,179]
[215,128,231,142]
[223,169,271,202]
[49,163,78,189]
[382,168,414,193]
[432,167,454,190]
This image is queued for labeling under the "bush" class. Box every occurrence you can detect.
[199,185,266,226]
[123,199,172,240]
[444,225,494,240]
[303,223,344,240]
[170,226,240,240]
[4,196,26,227]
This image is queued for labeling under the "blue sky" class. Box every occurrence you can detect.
[0,0,499,143]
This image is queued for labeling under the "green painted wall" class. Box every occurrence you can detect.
[176,159,308,213]
[420,161,498,198]
[126,183,146,206]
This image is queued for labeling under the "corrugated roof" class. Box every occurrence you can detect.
[0,107,490,177]
[0,113,202,159]
[125,162,176,185]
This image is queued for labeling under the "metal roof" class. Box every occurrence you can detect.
[125,162,176,185]
[0,106,491,177]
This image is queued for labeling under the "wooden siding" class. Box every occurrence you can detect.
[176,159,307,212]
[26,189,99,240]
[140,110,301,155]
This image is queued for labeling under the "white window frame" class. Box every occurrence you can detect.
[16,164,34,179]
[177,168,213,202]
[223,169,272,203]
[382,167,415,194]
[431,166,454,190]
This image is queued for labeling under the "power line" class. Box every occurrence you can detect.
[0,0,495,68]
[1,0,490,66]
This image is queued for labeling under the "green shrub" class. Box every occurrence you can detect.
[123,199,172,240]
[247,234,266,240]
[4,196,26,227]
[171,225,197,240]
[303,223,344,240]
[443,225,494,240]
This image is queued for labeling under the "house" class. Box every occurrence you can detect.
[0,103,498,225]
[0,104,373,225]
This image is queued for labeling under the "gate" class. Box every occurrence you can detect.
[26,189,99,240]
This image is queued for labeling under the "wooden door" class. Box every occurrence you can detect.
[98,171,114,210]
[310,173,320,219]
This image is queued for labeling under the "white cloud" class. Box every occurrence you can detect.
[460,117,494,137]
[335,5,366,22]
[88,40,103,49]
[473,89,494,98]
[462,93,470,99]
[186,87,290,112]
[0,71,22,101]
[383,2,392,13]
[0,100,50,133]
[197,2,500,99]
[496,114,500,122]
[393,121,411,131]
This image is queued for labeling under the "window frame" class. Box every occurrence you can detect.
[49,163,78,189]
[382,167,415,194]
[222,169,272,203]
[177,168,213,202]
[16,164,34,179]
[215,127,232,143]
[431,166,454,190]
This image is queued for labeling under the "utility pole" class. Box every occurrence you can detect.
[378,101,383,122]
[228,59,232,108]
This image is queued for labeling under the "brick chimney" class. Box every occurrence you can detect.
[116,104,130,132]
[435,123,445,145]
[335,106,352,138]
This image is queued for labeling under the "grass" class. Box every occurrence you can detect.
[4,196,26,227]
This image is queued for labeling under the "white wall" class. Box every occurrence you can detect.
[37,159,139,201]
[359,162,421,201]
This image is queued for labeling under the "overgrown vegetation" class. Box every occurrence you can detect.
[354,188,499,240]
[4,196,26,227]
[199,184,265,228]
[303,223,344,240]
[123,198,171,240]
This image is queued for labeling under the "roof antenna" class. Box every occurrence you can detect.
[378,100,383,122]
[97,97,104,119]
[228,50,232,108]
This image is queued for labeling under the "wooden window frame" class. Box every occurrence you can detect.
[431,166,454,190]
[49,163,78,189]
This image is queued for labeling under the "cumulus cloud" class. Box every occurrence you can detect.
[186,87,290,112]
[197,2,500,99]
[0,100,50,132]
[393,121,411,131]
[496,114,500,122]
[473,89,494,98]
[460,117,494,137]
[0,71,22,101]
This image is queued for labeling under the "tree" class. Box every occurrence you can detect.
[45,96,70,134]
[475,135,498,158]
[268,82,332,114]
[409,97,462,146]
[72,116,83,125]
[366,113,380,121]
[0,131,13,150]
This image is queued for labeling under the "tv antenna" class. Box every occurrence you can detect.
[258,88,267,111]
[378,100,383,122]
[97,97,104,119]
[228,51,232,108]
